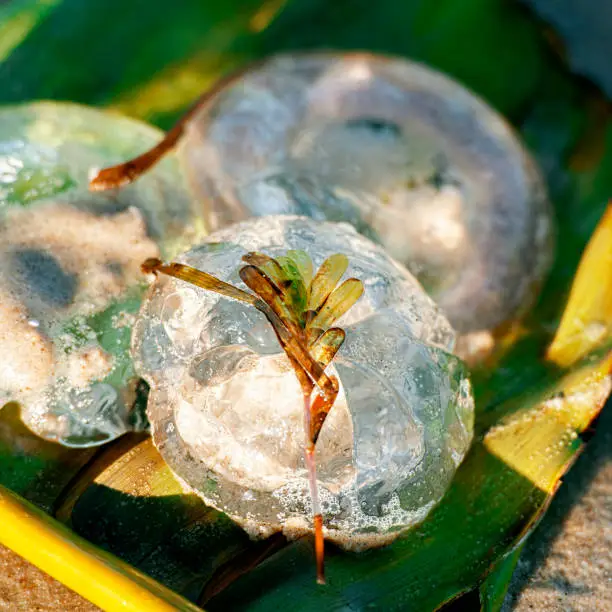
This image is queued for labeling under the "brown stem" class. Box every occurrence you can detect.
[313,514,325,585]
[88,62,257,192]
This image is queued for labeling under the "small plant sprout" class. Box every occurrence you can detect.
[142,249,364,584]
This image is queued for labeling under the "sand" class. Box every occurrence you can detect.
[0,545,98,611]
[505,400,612,611]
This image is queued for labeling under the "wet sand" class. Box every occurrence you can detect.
[0,545,98,611]
[506,400,612,611]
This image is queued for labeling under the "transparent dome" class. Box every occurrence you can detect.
[134,216,474,548]
[0,103,204,447]
[179,53,553,333]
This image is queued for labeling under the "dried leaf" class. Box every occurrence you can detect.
[144,259,256,306]
[309,328,346,366]
[309,385,338,445]
[241,252,287,291]
[242,252,308,323]
[239,265,302,334]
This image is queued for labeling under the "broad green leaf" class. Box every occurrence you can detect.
[547,204,612,367]
[1,1,612,609]
[0,0,59,62]
[0,403,94,511]
[0,0,550,125]
[0,0,275,128]
[56,437,249,602]
[479,544,525,612]
[484,353,612,494]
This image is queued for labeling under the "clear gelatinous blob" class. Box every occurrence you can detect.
[0,102,204,447]
[134,216,474,548]
[179,53,554,333]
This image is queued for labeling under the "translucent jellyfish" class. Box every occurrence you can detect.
[0,103,205,447]
[178,53,553,334]
[134,216,474,547]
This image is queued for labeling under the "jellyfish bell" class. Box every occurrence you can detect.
[0,102,203,447]
[176,53,553,336]
[133,216,474,549]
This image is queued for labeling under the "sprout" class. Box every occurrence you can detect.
[142,248,362,583]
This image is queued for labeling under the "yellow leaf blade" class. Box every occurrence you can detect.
[308,254,348,312]
[308,278,364,338]
[0,485,203,612]
[485,353,612,493]
[548,203,612,367]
